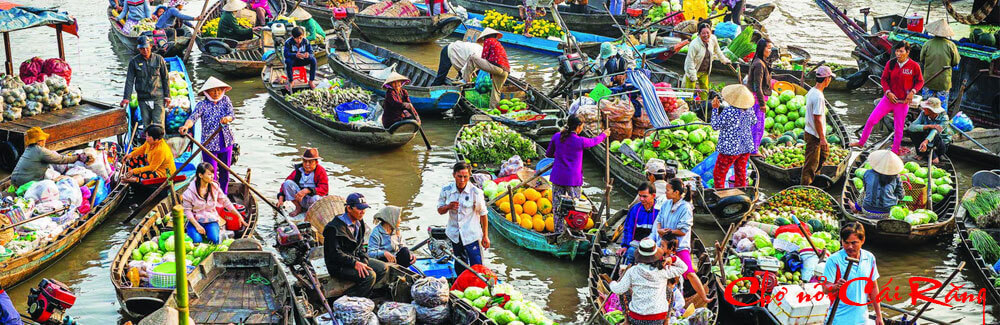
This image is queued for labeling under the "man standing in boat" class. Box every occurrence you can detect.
[801,66,834,186]
[437,162,490,276]
[919,20,960,113]
[432,39,482,86]
[121,37,171,132]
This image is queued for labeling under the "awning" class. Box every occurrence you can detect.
[0,1,78,36]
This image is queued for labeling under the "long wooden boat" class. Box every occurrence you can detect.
[588,209,720,324]
[107,7,192,57]
[657,47,861,92]
[291,0,462,43]
[111,178,260,318]
[262,63,419,148]
[455,76,565,144]
[327,39,462,114]
[750,76,853,186]
[940,128,1000,168]
[148,239,308,324]
[0,147,127,288]
[840,137,959,245]
[451,11,613,55]
[450,0,625,37]
[955,187,1000,306]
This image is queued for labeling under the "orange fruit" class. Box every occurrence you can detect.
[499,202,512,214]
[532,215,545,232]
[519,215,533,229]
[585,217,595,230]
[545,217,555,232]
[542,189,552,200]
[496,194,510,205]
[505,213,513,222]
[513,204,523,216]
[523,201,538,216]
[537,198,552,214]
[512,193,526,205]
[523,188,541,202]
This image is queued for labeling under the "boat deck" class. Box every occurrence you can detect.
[189,268,282,324]
[0,100,126,152]
[335,50,387,71]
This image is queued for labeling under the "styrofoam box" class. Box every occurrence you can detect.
[767,284,830,325]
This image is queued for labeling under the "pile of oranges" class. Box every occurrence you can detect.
[496,187,555,233]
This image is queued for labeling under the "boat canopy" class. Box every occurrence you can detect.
[0,2,78,36]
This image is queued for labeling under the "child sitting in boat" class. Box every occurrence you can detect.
[367,206,416,267]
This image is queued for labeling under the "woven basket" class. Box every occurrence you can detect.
[306,195,346,243]
[902,180,927,210]
[0,214,14,245]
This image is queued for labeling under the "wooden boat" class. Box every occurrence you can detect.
[588,209,720,324]
[326,39,462,114]
[450,0,625,37]
[750,76,853,186]
[955,187,1000,306]
[840,137,959,245]
[149,239,308,324]
[288,0,462,43]
[455,76,565,144]
[657,47,860,92]
[111,177,260,318]
[0,148,127,289]
[262,63,419,148]
[451,11,613,55]
[107,7,192,57]
[941,128,1000,168]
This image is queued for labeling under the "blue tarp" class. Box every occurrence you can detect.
[0,5,77,35]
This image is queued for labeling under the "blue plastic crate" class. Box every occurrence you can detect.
[410,258,457,280]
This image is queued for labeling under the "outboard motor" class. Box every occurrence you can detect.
[329,8,356,52]
[556,196,592,230]
[557,52,585,80]
[26,279,76,325]
[275,221,317,266]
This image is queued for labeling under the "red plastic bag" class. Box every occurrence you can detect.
[450,264,498,292]
[217,207,244,231]
[42,58,72,85]
[19,57,45,84]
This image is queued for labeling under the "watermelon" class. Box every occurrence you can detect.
[760,137,774,146]
[775,115,788,125]
[764,117,774,129]
[807,219,824,232]
[776,135,794,145]
[775,104,788,115]
[784,121,795,131]
[787,111,800,121]
[828,134,841,145]
[766,96,780,108]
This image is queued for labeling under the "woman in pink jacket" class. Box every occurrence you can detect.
[182,162,246,244]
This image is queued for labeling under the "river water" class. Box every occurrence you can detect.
[1,0,995,323]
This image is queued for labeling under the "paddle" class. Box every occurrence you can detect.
[184,0,213,60]
[825,256,859,325]
[909,261,965,323]
[416,123,432,150]
[120,126,223,224]
[950,124,996,155]
[0,208,69,232]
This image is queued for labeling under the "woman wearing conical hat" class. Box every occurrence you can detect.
[859,149,905,214]
[179,77,238,194]
[381,72,421,129]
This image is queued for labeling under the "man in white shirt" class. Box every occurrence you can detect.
[432,41,483,86]
[801,66,834,186]
[437,162,490,275]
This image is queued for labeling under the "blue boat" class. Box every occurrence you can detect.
[326,40,462,114]
[452,12,614,55]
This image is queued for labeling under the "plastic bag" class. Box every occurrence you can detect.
[412,277,450,307]
[413,302,449,324]
[599,97,634,122]
[333,296,376,325]
[42,58,72,84]
[714,22,739,39]
[952,112,974,132]
[608,120,632,142]
[19,57,44,84]
[475,70,493,94]
[377,302,416,325]
[498,156,524,178]
[24,180,61,211]
[569,96,596,116]
[55,178,82,208]
[732,225,767,245]
[735,238,754,252]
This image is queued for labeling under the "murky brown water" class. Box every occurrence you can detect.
[1,0,995,323]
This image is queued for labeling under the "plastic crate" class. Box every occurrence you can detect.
[149,262,196,288]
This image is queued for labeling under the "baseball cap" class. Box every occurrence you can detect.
[136,36,149,49]
[346,193,370,209]
[816,66,836,79]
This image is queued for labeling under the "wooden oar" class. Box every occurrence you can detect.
[950,124,996,155]
[825,256,859,325]
[416,122,432,150]
[120,126,224,224]
[184,0,213,60]
[0,208,69,232]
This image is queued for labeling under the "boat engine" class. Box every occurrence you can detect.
[426,226,453,260]
[557,52,586,80]
[329,8,356,52]
[275,221,317,266]
[556,196,593,230]
[741,255,781,295]
[26,279,76,325]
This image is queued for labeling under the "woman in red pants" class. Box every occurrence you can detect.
[710,85,757,188]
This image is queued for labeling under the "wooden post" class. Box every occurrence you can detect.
[3,32,12,75]
[56,29,65,60]
[172,205,190,325]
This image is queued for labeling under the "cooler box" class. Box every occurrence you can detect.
[766,284,829,324]
[906,13,924,33]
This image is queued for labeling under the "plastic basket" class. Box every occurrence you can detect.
[149,262,197,288]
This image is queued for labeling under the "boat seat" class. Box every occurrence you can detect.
[336,51,387,71]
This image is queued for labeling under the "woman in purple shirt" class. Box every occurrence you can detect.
[179,77,237,194]
[546,114,608,233]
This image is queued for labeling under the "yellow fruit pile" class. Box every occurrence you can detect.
[200,17,254,37]
[496,187,595,233]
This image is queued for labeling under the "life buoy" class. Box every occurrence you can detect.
[0,141,19,171]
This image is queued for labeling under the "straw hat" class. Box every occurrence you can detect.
[867,150,904,176]
[924,20,954,38]
[477,28,502,42]
[289,7,312,20]
[599,42,617,59]
[222,0,246,12]
[721,84,755,109]
[635,238,663,264]
[920,97,945,114]
[198,76,232,94]
[24,127,49,146]
[382,72,410,88]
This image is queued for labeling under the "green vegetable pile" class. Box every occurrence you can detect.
[888,206,939,225]
[131,230,233,274]
[969,229,1000,263]
[604,310,625,324]
[454,284,557,325]
[763,90,834,138]
[759,143,849,168]
[610,111,719,170]
[456,122,539,165]
[963,189,1000,227]
[850,160,954,204]
[750,205,839,233]
[284,86,372,122]
[725,25,755,62]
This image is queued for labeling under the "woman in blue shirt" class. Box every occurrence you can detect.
[710,85,757,189]
[117,0,152,33]
[179,77,237,194]
[368,206,415,267]
[654,178,711,303]
[861,150,905,213]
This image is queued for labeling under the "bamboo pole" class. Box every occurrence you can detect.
[172,204,189,325]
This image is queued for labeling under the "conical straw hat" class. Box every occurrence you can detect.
[721,84,755,109]
[382,72,410,87]
[290,7,312,20]
[222,0,245,12]
[867,150,904,176]
[924,20,954,38]
[198,76,232,94]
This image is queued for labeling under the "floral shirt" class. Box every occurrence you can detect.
[481,38,509,71]
[711,105,757,155]
[188,95,236,151]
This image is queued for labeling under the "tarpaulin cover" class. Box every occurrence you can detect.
[0,4,78,36]
[890,30,1000,62]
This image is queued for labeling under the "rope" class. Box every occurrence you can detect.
[944,0,997,25]
[246,272,272,285]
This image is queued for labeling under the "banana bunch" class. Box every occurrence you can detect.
[285,87,373,116]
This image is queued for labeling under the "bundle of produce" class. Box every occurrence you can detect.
[493,179,593,233]
[964,189,1000,227]
[129,231,233,285]
[646,0,683,24]
[456,122,539,165]
[409,277,448,324]
[61,85,83,107]
[130,18,157,36]
[454,283,557,325]
[199,17,254,37]
[601,97,634,141]
[726,25,755,62]
[480,97,546,121]
[969,229,1000,264]
[2,75,26,121]
[759,142,849,168]
[284,86,372,122]
[886,205,939,225]
[167,71,189,98]
[850,160,954,204]
[360,0,420,17]
[610,111,719,170]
